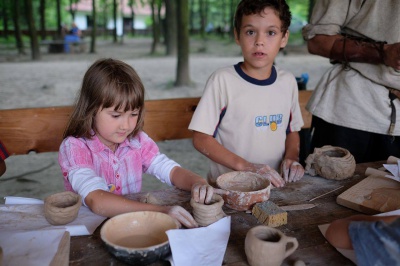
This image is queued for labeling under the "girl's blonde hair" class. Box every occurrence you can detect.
[63,58,145,139]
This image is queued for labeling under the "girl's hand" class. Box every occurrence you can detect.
[191,183,214,204]
[280,159,304,183]
[165,205,198,228]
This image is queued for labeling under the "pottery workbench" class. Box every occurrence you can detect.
[69,161,383,266]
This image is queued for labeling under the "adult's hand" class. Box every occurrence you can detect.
[280,159,304,183]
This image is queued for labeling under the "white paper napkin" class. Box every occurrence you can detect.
[383,160,400,182]
[166,216,231,266]
[0,229,66,266]
[2,196,106,236]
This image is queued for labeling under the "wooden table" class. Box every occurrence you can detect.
[69,161,383,265]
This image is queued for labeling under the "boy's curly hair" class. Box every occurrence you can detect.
[234,0,292,36]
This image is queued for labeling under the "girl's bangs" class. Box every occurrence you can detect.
[103,81,144,112]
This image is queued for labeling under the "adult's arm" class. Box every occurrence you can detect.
[308,34,400,70]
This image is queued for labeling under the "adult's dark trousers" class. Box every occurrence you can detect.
[310,116,400,164]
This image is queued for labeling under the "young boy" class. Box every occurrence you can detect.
[325,214,400,265]
[189,0,304,188]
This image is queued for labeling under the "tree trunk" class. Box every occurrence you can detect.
[113,0,118,43]
[24,0,41,60]
[189,0,195,33]
[150,0,159,54]
[165,0,176,55]
[2,0,9,39]
[69,0,76,21]
[12,0,25,55]
[200,0,206,39]
[229,0,236,40]
[39,0,46,40]
[56,0,62,38]
[90,0,97,53]
[175,0,190,86]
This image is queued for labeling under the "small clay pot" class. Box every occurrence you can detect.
[44,191,82,225]
[216,171,271,211]
[305,145,356,180]
[190,194,226,226]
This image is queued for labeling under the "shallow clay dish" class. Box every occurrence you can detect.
[100,211,179,265]
[44,191,82,225]
[216,171,271,211]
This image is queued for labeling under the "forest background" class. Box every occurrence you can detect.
[0,0,315,84]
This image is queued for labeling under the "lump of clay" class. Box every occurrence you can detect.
[44,191,82,225]
[190,194,226,227]
[305,145,356,180]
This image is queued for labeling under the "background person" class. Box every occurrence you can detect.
[302,0,400,163]
[64,22,82,53]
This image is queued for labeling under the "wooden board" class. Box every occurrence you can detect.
[337,175,400,214]
[50,231,70,266]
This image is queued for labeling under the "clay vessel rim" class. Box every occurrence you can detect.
[216,171,271,193]
[100,211,178,251]
[44,191,81,206]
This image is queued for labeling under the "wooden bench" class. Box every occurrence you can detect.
[0,91,312,156]
[40,39,88,53]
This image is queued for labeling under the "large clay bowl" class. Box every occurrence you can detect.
[216,171,271,211]
[44,191,82,225]
[100,211,179,265]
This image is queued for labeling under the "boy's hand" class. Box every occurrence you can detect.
[280,159,304,182]
[165,205,198,228]
[251,164,285,188]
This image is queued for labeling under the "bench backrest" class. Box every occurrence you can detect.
[0,91,312,155]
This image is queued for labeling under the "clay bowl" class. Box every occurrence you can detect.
[100,211,179,265]
[216,171,271,211]
[44,191,82,225]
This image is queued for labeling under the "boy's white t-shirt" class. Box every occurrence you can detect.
[189,63,303,184]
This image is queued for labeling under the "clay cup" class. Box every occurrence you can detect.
[44,191,82,225]
[245,225,298,266]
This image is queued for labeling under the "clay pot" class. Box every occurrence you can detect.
[100,211,179,265]
[44,191,82,225]
[245,225,298,266]
[190,194,226,226]
[216,171,271,211]
[305,145,356,180]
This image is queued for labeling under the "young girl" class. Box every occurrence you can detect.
[58,58,215,228]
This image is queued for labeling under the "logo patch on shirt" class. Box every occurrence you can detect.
[108,184,116,192]
[255,114,283,131]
